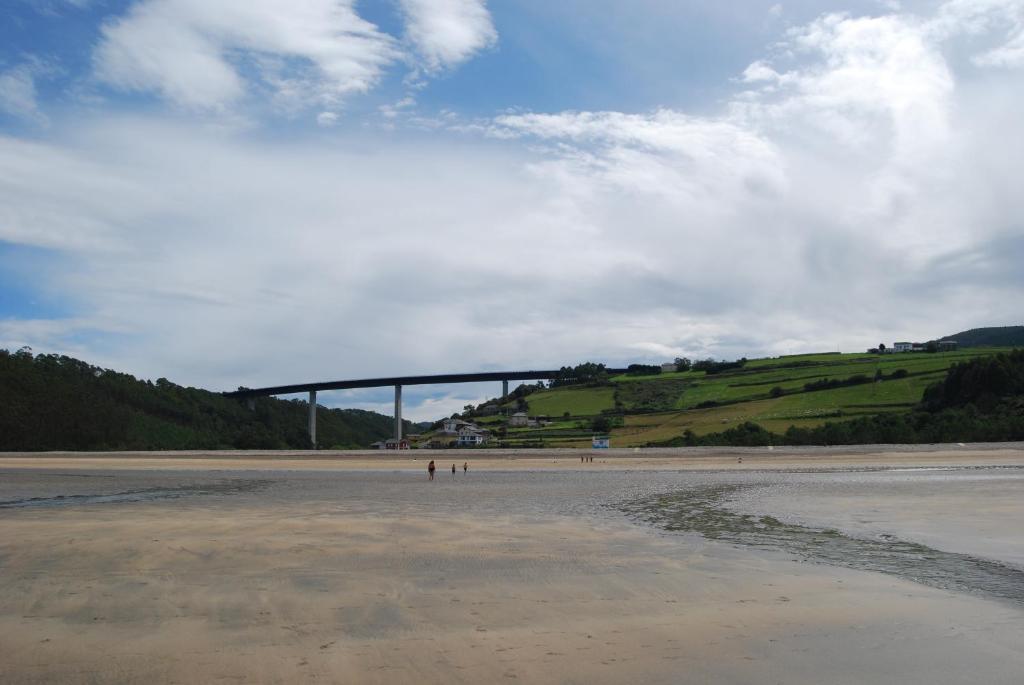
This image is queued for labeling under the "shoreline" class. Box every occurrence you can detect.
[1,443,1022,472]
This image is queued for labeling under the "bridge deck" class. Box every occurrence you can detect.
[223,369,630,398]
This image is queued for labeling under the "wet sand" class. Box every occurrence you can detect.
[2,442,1024,472]
[2,447,1023,683]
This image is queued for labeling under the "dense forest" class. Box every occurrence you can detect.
[0,348,410,450]
[660,349,1024,447]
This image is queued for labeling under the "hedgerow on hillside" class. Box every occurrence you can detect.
[655,350,1024,446]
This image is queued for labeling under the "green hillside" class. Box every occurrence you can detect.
[0,348,407,450]
[940,326,1024,348]
[527,386,615,416]
[8,341,1020,451]
[463,347,1018,448]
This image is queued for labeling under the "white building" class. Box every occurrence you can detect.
[893,342,913,352]
[428,419,491,448]
[661,362,677,373]
[457,426,490,447]
[442,418,475,433]
[508,412,529,428]
[370,439,410,450]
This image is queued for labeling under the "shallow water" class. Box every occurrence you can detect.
[621,481,1024,606]
[0,478,272,508]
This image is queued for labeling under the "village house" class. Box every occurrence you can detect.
[661,362,677,373]
[508,412,529,428]
[422,418,491,448]
[370,438,410,450]
[442,418,475,433]
[891,340,958,353]
[457,424,491,447]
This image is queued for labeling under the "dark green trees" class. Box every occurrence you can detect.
[0,349,403,450]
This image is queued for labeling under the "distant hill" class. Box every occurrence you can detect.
[0,348,407,451]
[940,326,1024,348]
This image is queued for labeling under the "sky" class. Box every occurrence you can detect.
[1,0,1022,421]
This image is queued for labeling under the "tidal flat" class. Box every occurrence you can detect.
[1,448,1023,684]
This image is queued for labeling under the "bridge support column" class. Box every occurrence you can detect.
[394,385,402,441]
[502,380,508,399]
[308,390,317,449]
[247,397,256,411]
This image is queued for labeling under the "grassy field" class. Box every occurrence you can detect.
[611,378,937,447]
[525,386,615,417]
[417,348,1015,448]
[530,348,1013,447]
[667,350,995,409]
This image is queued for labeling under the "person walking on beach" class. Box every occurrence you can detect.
[463,462,468,474]
[451,463,457,478]
[428,460,436,481]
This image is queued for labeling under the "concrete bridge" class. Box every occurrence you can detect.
[223,369,629,447]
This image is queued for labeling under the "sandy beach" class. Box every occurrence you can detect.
[2,446,1023,683]
[3,442,1024,472]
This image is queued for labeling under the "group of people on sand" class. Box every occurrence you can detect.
[427,460,467,480]
[580,455,595,463]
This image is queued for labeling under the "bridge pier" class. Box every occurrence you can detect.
[247,397,256,411]
[394,385,402,441]
[502,379,508,399]
[308,390,317,448]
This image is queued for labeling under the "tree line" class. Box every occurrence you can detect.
[0,348,406,450]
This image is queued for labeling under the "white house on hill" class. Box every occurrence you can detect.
[457,425,490,447]
[509,412,529,427]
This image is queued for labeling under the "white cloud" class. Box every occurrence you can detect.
[491,109,787,206]
[318,386,498,423]
[3,0,1024,422]
[316,111,339,126]
[742,12,954,154]
[976,30,1024,65]
[723,0,1024,258]
[0,62,48,124]
[91,0,500,114]
[399,0,497,72]
[379,96,416,120]
[930,0,1024,66]
[740,60,784,83]
[93,0,399,112]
